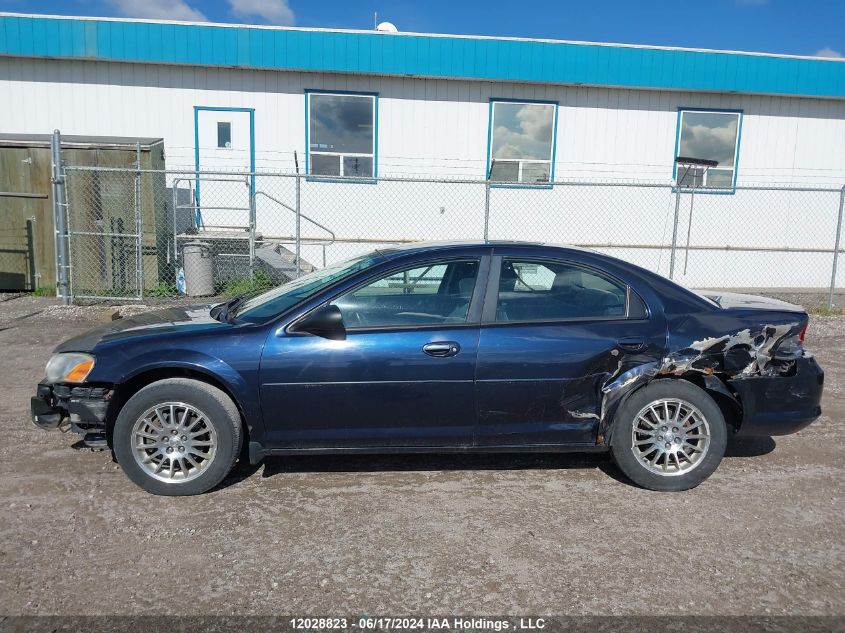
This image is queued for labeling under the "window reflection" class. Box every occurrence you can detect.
[489,102,555,184]
[677,110,740,188]
[309,93,375,178]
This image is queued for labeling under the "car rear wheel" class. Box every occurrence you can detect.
[610,379,727,491]
[113,378,242,496]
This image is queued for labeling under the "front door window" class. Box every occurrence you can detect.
[331,259,480,328]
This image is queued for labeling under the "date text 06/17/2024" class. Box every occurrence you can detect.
[288,618,549,631]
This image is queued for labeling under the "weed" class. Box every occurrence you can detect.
[147,282,179,297]
[220,269,274,298]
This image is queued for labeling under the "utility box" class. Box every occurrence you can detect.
[0,134,166,295]
[0,136,54,291]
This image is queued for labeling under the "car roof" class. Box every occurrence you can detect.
[374,241,593,259]
[371,241,716,314]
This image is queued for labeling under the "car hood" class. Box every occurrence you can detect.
[692,290,805,313]
[54,304,228,353]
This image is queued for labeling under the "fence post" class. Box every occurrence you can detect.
[293,150,302,278]
[829,184,845,310]
[50,130,70,305]
[294,170,302,277]
[483,166,493,244]
[248,175,256,281]
[134,142,143,299]
[483,180,491,243]
[669,182,682,279]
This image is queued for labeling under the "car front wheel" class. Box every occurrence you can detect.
[610,379,727,491]
[113,378,242,496]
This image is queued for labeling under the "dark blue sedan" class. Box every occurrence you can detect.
[31,242,824,495]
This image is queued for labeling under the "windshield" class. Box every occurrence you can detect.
[233,252,386,323]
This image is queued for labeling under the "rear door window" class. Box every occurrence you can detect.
[496,259,627,322]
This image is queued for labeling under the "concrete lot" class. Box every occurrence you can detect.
[0,295,843,616]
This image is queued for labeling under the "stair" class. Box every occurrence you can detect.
[255,243,316,283]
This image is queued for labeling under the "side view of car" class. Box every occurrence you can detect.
[31,242,824,495]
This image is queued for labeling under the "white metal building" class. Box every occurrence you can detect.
[1,13,844,288]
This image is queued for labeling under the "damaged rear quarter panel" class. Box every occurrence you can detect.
[598,307,807,442]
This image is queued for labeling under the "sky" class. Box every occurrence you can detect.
[0,0,842,58]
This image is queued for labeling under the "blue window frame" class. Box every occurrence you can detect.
[486,98,558,187]
[305,90,378,181]
[673,108,743,192]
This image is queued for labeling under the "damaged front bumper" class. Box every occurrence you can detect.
[730,356,824,436]
[31,383,112,448]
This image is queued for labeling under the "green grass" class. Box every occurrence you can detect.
[220,269,274,298]
[31,286,56,297]
[807,303,845,317]
[147,282,179,297]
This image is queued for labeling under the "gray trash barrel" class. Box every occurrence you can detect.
[183,241,214,297]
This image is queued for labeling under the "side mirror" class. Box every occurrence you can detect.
[292,304,346,341]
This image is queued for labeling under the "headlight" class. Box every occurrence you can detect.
[45,353,96,384]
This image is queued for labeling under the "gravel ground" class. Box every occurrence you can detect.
[0,295,843,616]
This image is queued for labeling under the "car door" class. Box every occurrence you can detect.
[259,255,489,449]
[475,253,664,447]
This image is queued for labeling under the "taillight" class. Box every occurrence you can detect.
[774,324,807,360]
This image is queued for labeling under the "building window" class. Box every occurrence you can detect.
[488,101,556,184]
[217,121,231,148]
[675,109,741,189]
[308,92,376,178]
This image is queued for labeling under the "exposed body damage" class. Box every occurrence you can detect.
[31,383,113,448]
[581,311,822,444]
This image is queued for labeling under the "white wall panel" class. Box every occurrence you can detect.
[3,57,842,184]
[1,57,843,287]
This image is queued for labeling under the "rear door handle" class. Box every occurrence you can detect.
[423,341,460,357]
[617,337,645,352]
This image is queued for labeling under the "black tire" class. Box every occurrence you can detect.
[610,379,727,491]
[113,378,243,496]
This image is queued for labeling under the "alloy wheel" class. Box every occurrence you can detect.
[630,398,711,476]
[131,402,218,483]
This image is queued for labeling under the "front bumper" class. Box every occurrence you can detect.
[730,356,824,436]
[31,383,112,447]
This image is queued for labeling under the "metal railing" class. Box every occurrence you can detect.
[255,190,336,269]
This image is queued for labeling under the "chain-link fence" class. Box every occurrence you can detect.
[57,164,845,306]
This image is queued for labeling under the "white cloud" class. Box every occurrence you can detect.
[815,47,843,58]
[228,0,295,25]
[106,0,207,21]
[680,120,738,166]
[516,104,554,143]
[491,103,555,160]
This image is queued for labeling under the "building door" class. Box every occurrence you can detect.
[193,107,255,230]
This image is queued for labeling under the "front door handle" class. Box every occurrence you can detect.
[617,337,645,352]
[423,341,460,357]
